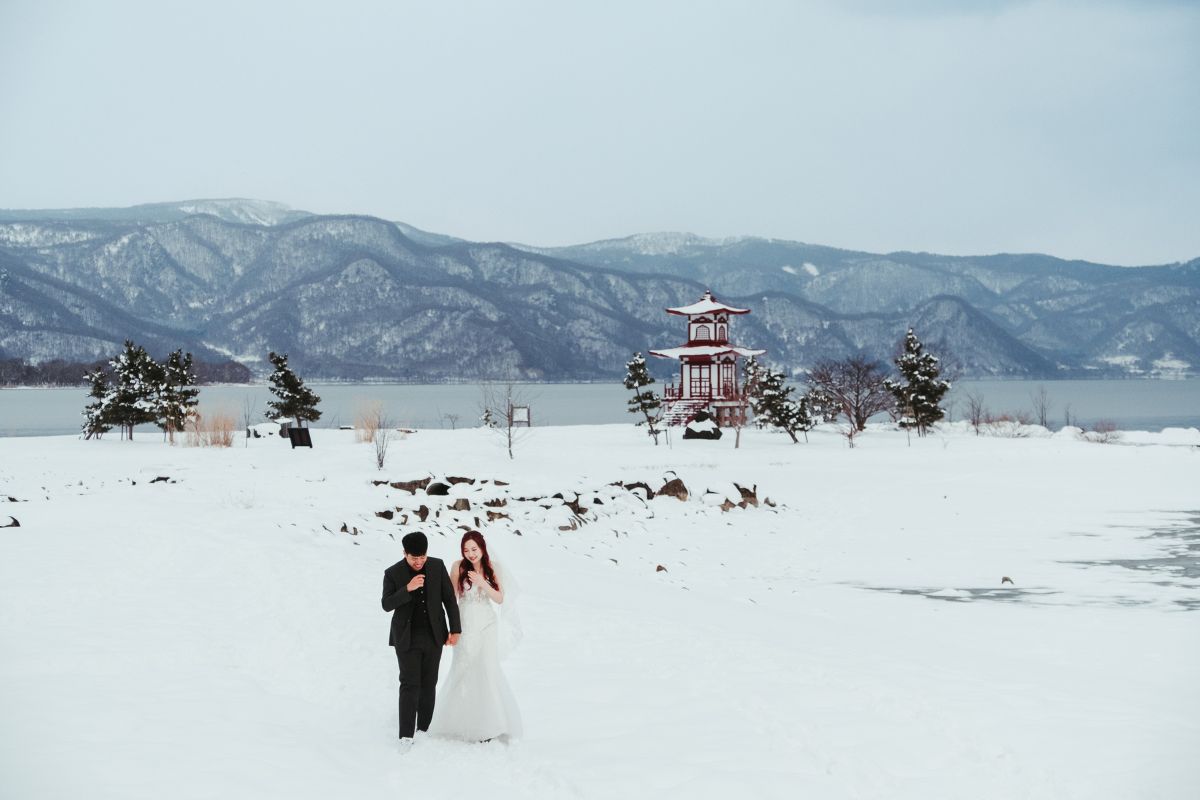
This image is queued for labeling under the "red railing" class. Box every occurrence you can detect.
[663,383,740,401]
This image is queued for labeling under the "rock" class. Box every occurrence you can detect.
[447,476,476,485]
[450,498,471,512]
[1,516,19,528]
[426,482,450,496]
[486,510,510,522]
[150,476,170,484]
[620,481,656,500]
[734,483,758,507]
[657,478,689,502]
[416,505,430,522]
[483,498,508,508]
[683,410,722,440]
[339,522,349,532]
[375,510,394,520]
[656,564,667,573]
[389,478,431,494]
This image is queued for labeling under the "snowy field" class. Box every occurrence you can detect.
[1,422,1198,799]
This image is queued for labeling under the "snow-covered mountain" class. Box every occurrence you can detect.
[0,198,310,227]
[0,203,1196,380]
[525,237,1200,378]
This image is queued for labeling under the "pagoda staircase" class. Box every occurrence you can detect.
[663,398,708,427]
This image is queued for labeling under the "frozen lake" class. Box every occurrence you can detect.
[1,378,1198,437]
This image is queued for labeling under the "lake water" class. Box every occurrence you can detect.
[1,379,1198,437]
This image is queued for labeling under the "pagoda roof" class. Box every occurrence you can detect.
[666,290,751,316]
[649,344,766,360]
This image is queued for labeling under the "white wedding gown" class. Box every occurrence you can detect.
[429,578,522,742]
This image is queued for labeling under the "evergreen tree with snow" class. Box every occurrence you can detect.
[81,368,113,440]
[480,407,497,428]
[803,387,840,424]
[107,340,162,440]
[884,328,951,437]
[157,349,199,443]
[744,357,813,443]
[266,351,322,426]
[623,352,662,445]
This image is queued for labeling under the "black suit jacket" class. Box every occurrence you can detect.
[381,557,461,649]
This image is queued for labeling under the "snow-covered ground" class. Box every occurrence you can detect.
[1,422,1197,799]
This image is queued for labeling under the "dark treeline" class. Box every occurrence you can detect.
[0,357,253,387]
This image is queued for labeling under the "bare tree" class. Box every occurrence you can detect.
[1063,403,1076,430]
[1030,385,1052,428]
[840,424,859,450]
[964,391,987,435]
[241,392,258,447]
[480,382,531,460]
[374,413,393,470]
[443,412,460,430]
[806,355,892,432]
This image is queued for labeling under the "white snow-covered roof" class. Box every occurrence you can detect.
[649,345,766,360]
[666,290,751,316]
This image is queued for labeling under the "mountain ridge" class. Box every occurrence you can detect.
[0,201,1196,381]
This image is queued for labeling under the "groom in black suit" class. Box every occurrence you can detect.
[382,531,461,740]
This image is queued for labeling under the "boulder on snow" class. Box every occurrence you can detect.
[389,477,431,494]
[682,410,722,440]
[657,478,689,502]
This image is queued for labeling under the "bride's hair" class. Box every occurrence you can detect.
[458,530,499,594]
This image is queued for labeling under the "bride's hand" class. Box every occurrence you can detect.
[466,569,482,586]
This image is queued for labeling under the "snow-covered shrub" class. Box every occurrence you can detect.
[1081,420,1121,444]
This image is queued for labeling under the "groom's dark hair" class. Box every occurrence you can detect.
[402,532,428,556]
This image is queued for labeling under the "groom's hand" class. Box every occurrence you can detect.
[406,575,425,591]
[446,633,460,646]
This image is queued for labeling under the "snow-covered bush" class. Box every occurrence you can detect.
[1081,420,1122,444]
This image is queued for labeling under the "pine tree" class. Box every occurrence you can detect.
[480,407,497,428]
[107,340,161,440]
[744,357,813,443]
[884,328,951,437]
[81,368,113,439]
[623,352,662,445]
[157,349,199,443]
[803,387,841,424]
[266,351,322,426]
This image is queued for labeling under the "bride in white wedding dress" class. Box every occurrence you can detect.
[428,530,523,742]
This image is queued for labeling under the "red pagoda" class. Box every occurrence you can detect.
[650,290,765,427]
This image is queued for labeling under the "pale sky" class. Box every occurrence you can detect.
[1,0,1197,265]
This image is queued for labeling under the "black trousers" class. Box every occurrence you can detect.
[394,623,443,738]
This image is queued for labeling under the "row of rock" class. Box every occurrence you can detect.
[354,471,775,540]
